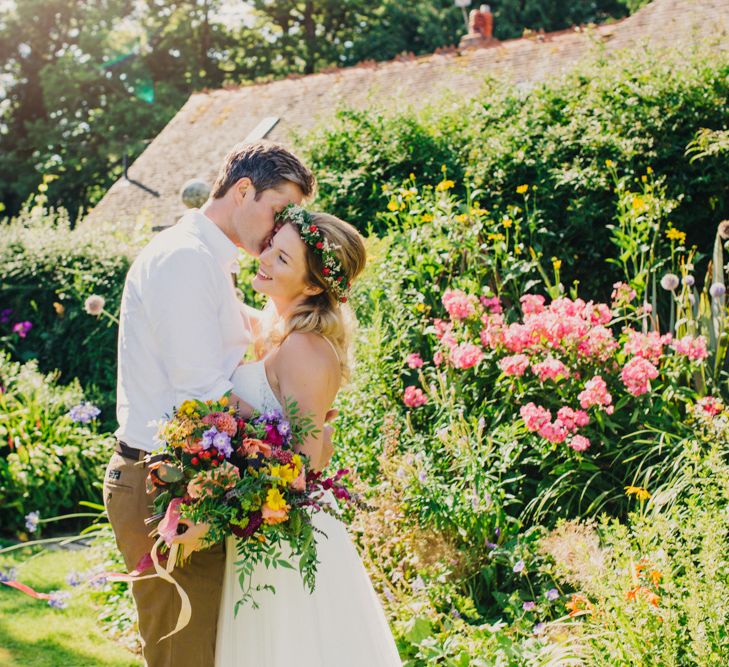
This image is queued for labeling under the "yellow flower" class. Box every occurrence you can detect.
[178,400,199,417]
[420,213,434,223]
[416,303,426,312]
[387,199,399,212]
[516,184,529,195]
[665,228,686,244]
[441,164,447,174]
[552,258,562,271]
[265,487,289,511]
[641,175,648,183]
[435,179,455,192]
[502,218,513,228]
[647,166,653,174]
[0,202,5,213]
[38,183,48,193]
[52,302,65,317]
[219,396,229,407]
[625,486,651,501]
[269,464,297,486]
[632,195,646,211]
[409,172,415,180]
[470,207,488,217]
[514,246,522,255]
[605,159,614,168]
[456,214,468,223]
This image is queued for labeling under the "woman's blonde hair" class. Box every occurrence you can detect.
[262,211,367,381]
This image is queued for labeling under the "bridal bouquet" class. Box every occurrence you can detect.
[145,394,351,613]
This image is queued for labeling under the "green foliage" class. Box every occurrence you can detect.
[0,353,113,534]
[300,47,729,296]
[0,204,146,426]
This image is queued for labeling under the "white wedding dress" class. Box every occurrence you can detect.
[215,360,402,666]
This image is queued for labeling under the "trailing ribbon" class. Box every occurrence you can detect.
[0,579,54,600]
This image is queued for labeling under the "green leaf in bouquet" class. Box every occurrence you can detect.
[156,463,184,483]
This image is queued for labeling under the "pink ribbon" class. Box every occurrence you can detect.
[1,579,54,600]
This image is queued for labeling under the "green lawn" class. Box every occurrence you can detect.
[0,548,141,667]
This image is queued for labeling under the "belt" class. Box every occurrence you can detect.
[114,440,148,462]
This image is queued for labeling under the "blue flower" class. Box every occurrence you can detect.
[68,402,101,424]
[25,511,40,533]
[66,571,83,587]
[48,591,70,609]
[0,567,17,583]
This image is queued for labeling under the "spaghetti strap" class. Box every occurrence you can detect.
[319,335,340,364]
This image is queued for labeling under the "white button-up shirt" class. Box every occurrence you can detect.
[115,210,250,451]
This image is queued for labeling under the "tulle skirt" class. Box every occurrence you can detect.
[215,498,402,666]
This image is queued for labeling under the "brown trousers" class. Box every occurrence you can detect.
[103,450,225,667]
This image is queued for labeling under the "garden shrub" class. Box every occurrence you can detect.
[0,203,147,424]
[0,353,113,533]
[300,45,729,297]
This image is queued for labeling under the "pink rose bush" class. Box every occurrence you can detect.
[402,287,713,465]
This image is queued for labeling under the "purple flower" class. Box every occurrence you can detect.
[48,591,70,609]
[523,600,536,612]
[450,607,461,619]
[25,511,40,533]
[66,571,83,587]
[201,427,218,449]
[278,420,291,437]
[710,282,726,299]
[533,622,546,636]
[513,560,525,573]
[0,308,12,324]
[418,470,427,483]
[68,402,101,424]
[0,567,17,583]
[12,320,32,338]
[213,431,233,458]
[485,541,497,550]
[546,588,559,601]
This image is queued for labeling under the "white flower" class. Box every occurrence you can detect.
[660,274,679,291]
[84,294,105,316]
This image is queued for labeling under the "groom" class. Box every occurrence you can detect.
[104,141,316,666]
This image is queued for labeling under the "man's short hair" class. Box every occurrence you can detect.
[211,140,315,200]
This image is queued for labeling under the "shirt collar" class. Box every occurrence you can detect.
[187,210,240,275]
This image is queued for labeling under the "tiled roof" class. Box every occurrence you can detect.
[85,0,729,229]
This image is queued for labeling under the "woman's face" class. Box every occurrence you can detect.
[252,222,319,305]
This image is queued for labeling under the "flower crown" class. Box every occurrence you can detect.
[275,204,351,303]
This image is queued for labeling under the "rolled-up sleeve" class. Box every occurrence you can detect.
[142,248,233,405]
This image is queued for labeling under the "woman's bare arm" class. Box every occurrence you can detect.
[274,333,340,471]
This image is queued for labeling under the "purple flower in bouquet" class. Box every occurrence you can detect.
[68,402,101,424]
[202,427,218,449]
[278,420,291,438]
[213,431,233,458]
[25,511,40,533]
[231,510,263,540]
[0,308,12,324]
[48,591,70,609]
[12,320,32,338]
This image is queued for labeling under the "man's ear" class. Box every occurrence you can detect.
[233,177,253,203]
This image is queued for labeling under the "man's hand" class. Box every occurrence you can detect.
[319,409,338,470]
[171,519,212,555]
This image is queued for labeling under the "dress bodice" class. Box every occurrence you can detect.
[230,361,282,414]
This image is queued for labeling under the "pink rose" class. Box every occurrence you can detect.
[406,353,424,369]
[403,385,427,408]
[262,505,288,525]
[291,467,307,492]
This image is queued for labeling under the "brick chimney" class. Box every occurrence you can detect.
[459,4,499,49]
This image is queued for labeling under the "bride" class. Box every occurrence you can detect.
[214,205,401,666]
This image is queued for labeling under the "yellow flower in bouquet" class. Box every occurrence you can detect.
[269,463,298,486]
[262,487,290,525]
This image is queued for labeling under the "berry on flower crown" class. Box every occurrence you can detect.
[275,203,351,303]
